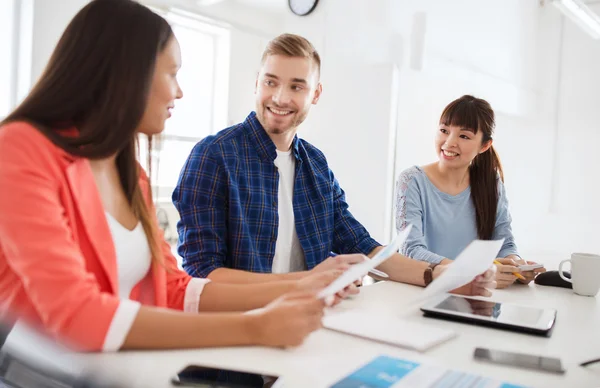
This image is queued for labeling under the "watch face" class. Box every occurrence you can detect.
[288,0,318,16]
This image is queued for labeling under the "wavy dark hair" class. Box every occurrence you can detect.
[440,95,503,240]
[1,0,173,262]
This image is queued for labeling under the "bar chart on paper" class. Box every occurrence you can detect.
[330,355,528,388]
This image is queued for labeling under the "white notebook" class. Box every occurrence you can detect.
[323,310,456,352]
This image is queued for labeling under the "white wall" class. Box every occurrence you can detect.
[280,0,600,257]
[29,0,89,84]
[543,3,600,256]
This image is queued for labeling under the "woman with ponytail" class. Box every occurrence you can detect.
[0,0,356,362]
[395,95,545,289]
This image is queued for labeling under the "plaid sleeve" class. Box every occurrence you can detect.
[173,142,228,278]
[330,169,381,255]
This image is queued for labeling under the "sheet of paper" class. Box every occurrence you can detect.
[323,310,456,352]
[330,355,530,388]
[317,225,412,300]
[416,239,504,303]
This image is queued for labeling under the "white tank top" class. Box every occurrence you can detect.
[105,212,152,299]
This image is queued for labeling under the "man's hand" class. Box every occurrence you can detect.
[297,269,342,293]
[311,254,367,274]
[450,266,497,297]
[310,254,367,287]
[297,269,360,306]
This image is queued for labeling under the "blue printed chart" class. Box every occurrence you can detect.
[331,355,528,388]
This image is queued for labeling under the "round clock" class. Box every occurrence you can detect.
[288,0,319,16]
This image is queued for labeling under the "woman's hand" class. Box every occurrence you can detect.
[505,255,546,285]
[494,257,520,289]
[252,292,325,347]
[451,266,497,297]
[466,298,495,316]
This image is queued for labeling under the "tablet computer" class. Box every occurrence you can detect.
[420,295,557,336]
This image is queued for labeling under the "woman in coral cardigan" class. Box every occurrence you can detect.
[0,0,357,353]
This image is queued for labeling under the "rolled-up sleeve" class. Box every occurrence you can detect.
[102,299,141,352]
[101,275,211,351]
[183,278,211,313]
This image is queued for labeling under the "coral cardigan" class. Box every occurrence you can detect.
[0,122,196,351]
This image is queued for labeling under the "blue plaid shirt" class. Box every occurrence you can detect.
[173,112,380,278]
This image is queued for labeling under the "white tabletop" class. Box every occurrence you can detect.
[78,277,600,388]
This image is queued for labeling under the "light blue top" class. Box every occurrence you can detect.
[395,166,518,264]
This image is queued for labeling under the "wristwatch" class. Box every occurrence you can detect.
[424,263,439,286]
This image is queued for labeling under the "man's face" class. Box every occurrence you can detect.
[255,55,321,137]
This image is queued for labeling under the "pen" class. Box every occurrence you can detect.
[368,268,389,278]
[493,259,526,281]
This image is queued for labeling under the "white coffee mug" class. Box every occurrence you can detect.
[559,253,600,297]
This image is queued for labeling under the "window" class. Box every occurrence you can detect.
[139,8,230,203]
[0,0,32,119]
[0,0,17,118]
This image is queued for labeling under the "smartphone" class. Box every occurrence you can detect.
[474,347,565,374]
[518,263,544,271]
[171,365,281,387]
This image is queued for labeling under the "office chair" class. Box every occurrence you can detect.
[0,321,123,388]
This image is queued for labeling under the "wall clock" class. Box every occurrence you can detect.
[288,0,319,16]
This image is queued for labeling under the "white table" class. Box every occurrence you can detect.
[80,278,600,388]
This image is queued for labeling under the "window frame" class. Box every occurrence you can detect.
[141,7,231,204]
[1,0,30,119]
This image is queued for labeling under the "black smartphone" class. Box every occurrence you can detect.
[474,347,565,374]
[171,365,281,387]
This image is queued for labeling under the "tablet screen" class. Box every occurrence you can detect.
[434,295,543,326]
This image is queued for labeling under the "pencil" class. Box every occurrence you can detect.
[493,259,526,281]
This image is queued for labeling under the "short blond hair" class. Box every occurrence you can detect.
[261,33,321,76]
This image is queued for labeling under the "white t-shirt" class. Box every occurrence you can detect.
[102,212,210,351]
[105,213,151,299]
[271,149,306,274]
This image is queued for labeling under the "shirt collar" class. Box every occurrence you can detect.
[244,111,300,161]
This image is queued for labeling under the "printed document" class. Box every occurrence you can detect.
[317,225,412,300]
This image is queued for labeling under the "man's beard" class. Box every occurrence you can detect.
[259,107,308,135]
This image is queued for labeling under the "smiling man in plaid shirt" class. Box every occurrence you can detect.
[173,33,495,297]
